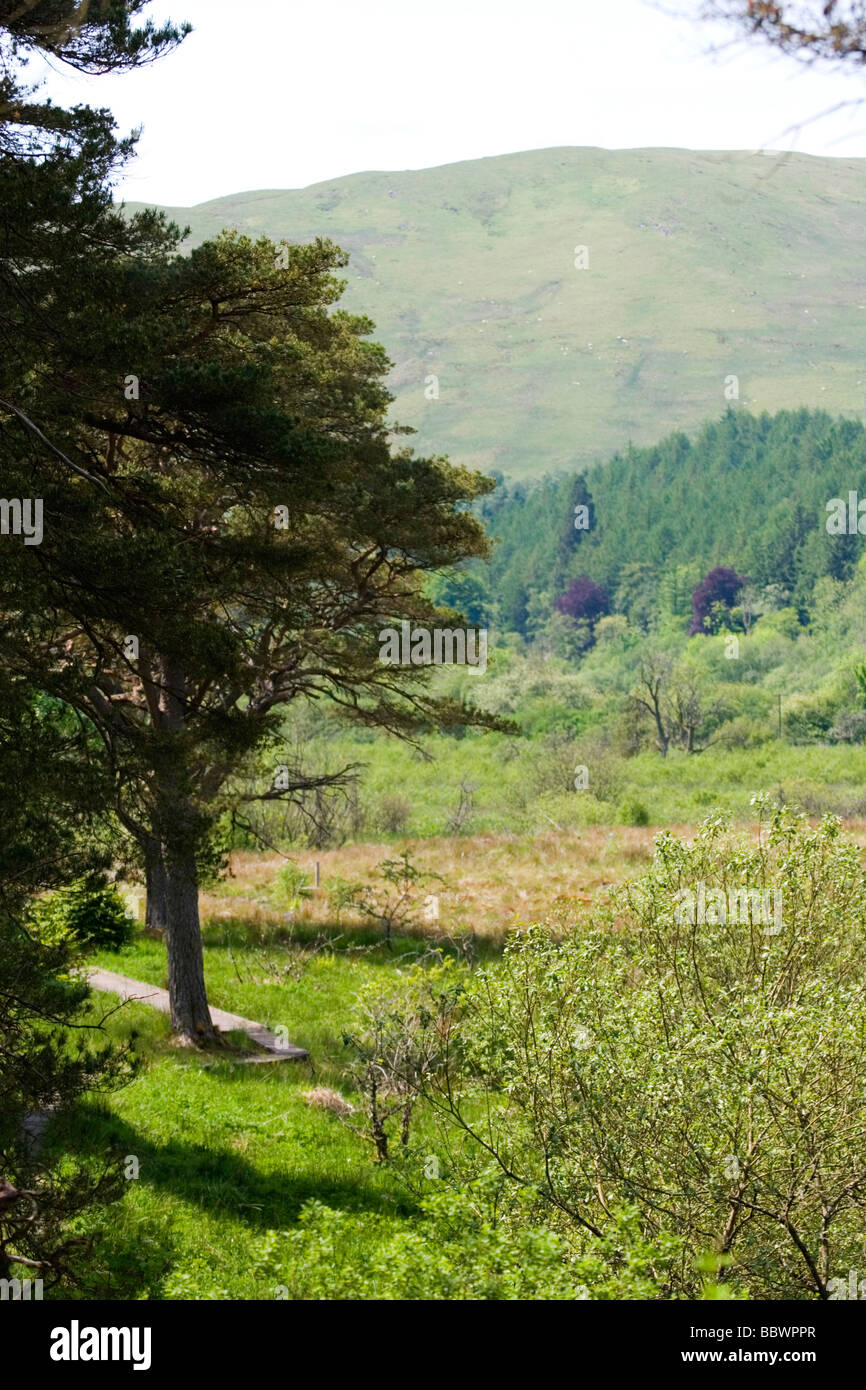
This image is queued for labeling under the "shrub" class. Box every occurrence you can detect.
[378,793,412,835]
[574,737,623,804]
[353,851,445,947]
[444,780,477,836]
[252,1190,682,1300]
[340,959,460,1159]
[270,864,313,911]
[326,876,362,923]
[619,793,650,826]
[0,902,136,1292]
[428,801,866,1299]
[528,790,613,831]
[716,715,770,749]
[829,708,866,744]
[783,692,836,743]
[29,879,135,953]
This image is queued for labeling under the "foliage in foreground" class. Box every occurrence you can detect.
[0,914,135,1292]
[251,1190,686,1301]
[28,880,136,953]
[0,677,135,1293]
[409,800,866,1299]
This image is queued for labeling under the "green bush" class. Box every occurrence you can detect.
[252,1190,683,1300]
[716,715,770,749]
[619,793,650,826]
[270,863,313,910]
[326,876,362,922]
[29,879,136,953]
[783,692,837,743]
[431,800,866,1299]
[377,793,412,835]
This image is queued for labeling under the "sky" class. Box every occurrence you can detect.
[30,0,866,206]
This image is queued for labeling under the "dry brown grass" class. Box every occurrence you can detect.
[199,825,687,942]
[199,819,866,944]
[301,1087,356,1117]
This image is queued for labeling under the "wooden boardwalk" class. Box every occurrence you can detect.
[86,967,309,1060]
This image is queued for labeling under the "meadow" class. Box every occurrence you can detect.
[249,728,866,839]
[54,797,866,1301]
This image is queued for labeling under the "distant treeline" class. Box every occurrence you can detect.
[446,409,866,635]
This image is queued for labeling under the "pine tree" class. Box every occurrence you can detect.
[0,676,133,1293]
[0,231,496,1043]
[0,0,189,1286]
[554,472,594,583]
[0,2,189,439]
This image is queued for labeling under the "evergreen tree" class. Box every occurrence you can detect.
[0,0,190,1286]
[554,471,594,583]
[0,1,189,445]
[0,231,496,1043]
[0,676,133,1294]
[484,410,866,636]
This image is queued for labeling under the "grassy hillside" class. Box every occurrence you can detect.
[125,146,866,477]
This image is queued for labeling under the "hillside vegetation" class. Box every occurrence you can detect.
[477,407,866,631]
[126,147,866,478]
[227,408,866,844]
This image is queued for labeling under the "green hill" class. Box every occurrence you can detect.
[125,147,866,478]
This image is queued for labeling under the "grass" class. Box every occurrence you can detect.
[238,724,866,841]
[61,932,429,1299]
[60,810,866,1299]
[197,828,654,943]
[56,824,669,1299]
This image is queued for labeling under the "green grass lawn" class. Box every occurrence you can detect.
[56,930,440,1300]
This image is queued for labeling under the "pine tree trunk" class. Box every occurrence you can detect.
[148,655,216,1046]
[161,841,215,1045]
[144,841,168,936]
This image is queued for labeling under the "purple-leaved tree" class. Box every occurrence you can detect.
[689,567,746,636]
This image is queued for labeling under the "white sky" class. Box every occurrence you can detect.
[30,0,866,205]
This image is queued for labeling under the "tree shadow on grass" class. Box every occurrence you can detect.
[202,917,505,966]
[51,1105,417,1234]
[40,1096,417,1300]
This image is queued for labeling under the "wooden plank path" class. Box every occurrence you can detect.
[86,967,309,1060]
